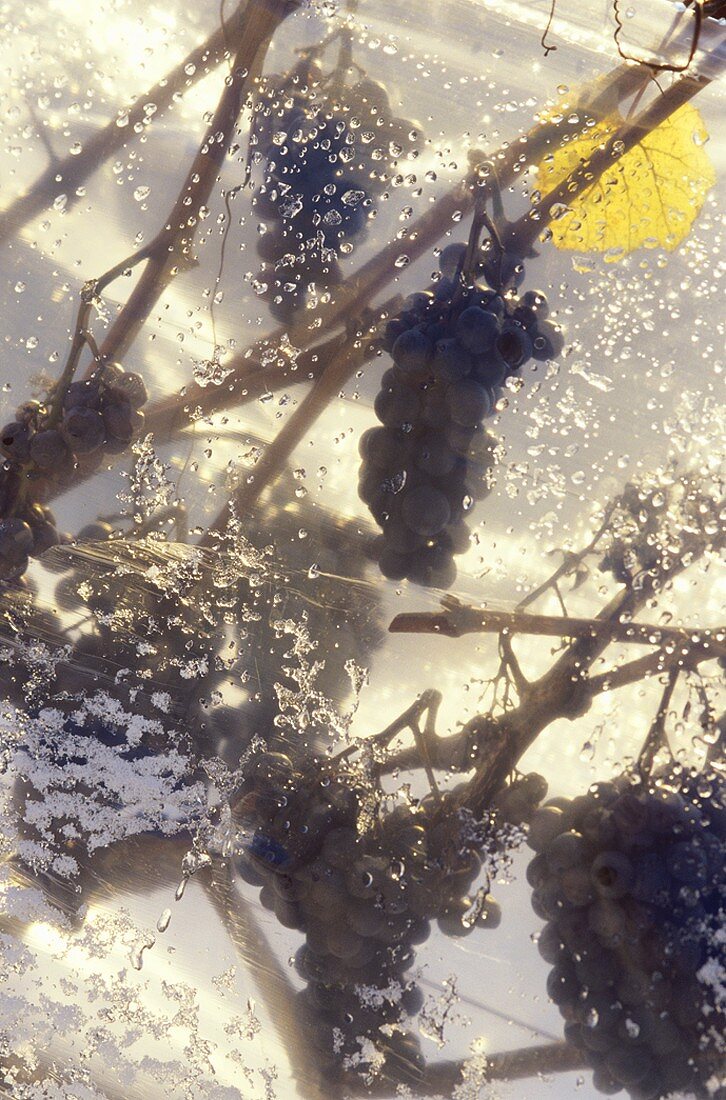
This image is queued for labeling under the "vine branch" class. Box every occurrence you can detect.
[0,4,250,246]
[389,599,725,658]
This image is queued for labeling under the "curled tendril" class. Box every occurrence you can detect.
[541,0,559,57]
[613,0,703,74]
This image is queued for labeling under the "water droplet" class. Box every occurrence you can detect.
[157,908,172,933]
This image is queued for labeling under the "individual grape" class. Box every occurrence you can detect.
[445,379,494,426]
[454,306,499,354]
[104,369,148,410]
[495,321,533,369]
[438,242,467,278]
[29,429,70,469]
[407,543,457,588]
[0,518,34,579]
[28,517,60,557]
[392,327,433,373]
[432,337,472,382]
[591,851,635,898]
[349,77,391,116]
[77,521,114,541]
[414,434,457,477]
[0,421,32,463]
[481,247,525,290]
[63,379,101,409]
[520,289,550,317]
[102,402,144,446]
[373,384,421,428]
[61,407,106,454]
[401,485,451,536]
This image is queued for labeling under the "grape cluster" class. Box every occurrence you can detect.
[600,483,667,584]
[233,757,503,1085]
[359,246,564,587]
[252,67,422,321]
[0,363,147,580]
[527,771,726,1098]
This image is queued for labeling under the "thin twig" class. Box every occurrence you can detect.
[517,503,616,611]
[587,648,703,695]
[345,1041,587,1096]
[637,666,679,775]
[201,302,396,541]
[0,3,250,246]
[96,0,298,367]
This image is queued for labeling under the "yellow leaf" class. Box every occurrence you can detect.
[536,103,715,259]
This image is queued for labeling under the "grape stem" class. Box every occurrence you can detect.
[0,3,251,247]
[388,600,726,659]
[515,501,617,612]
[200,298,399,541]
[47,244,159,423]
[331,688,443,764]
[636,665,679,775]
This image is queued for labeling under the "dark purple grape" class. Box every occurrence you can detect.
[77,521,114,541]
[392,327,433,374]
[521,289,549,318]
[432,338,472,382]
[445,380,494,426]
[438,242,467,277]
[495,321,533,369]
[0,421,32,463]
[481,248,525,290]
[0,518,33,578]
[455,306,499,354]
[61,408,105,454]
[401,485,451,536]
[374,385,421,429]
[591,851,635,899]
[29,519,59,556]
[415,435,456,477]
[406,542,457,588]
[63,379,101,409]
[104,370,148,410]
[29,429,70,469]
[102,402,144,446]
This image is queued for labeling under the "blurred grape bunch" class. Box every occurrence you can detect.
[599,473,725,586]
[198,484,384,767]
[527,768,726,1099]
[0,488,383,894]
[251,56,424,321]
[230,751,541,1088]
[0,363,148,582]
